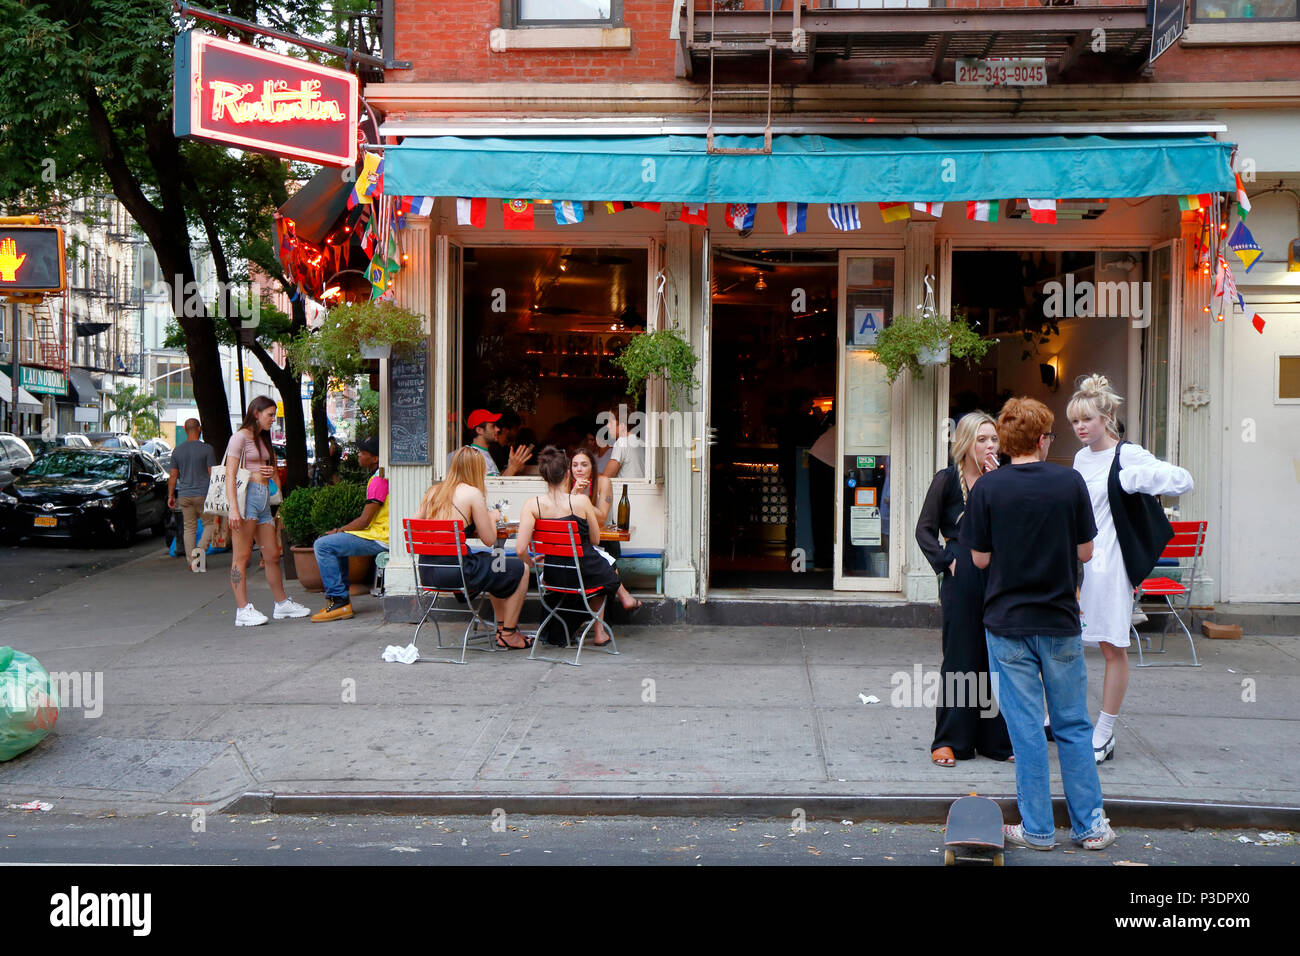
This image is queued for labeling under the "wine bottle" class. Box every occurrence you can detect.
[616,484,630,532]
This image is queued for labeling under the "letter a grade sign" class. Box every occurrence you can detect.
[174,31,359,168]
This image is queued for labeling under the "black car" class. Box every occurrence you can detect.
[0,448,170,546]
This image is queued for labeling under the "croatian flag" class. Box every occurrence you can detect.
[827,203,861,231]
[724,204,756,231]
[456,197,486,227]
[776,202,807,235]
[554,201,584,225]
[878,202,910,223]
[1027,199,1057,224]
[966,200,999,222]
[679,203,708,225]
[913,202,944,218]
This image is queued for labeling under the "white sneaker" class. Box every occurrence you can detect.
[273,599,310,619]
[1076,820,1118,851]
[235,604,268,627]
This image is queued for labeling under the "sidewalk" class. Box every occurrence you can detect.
[2,546,1297,821]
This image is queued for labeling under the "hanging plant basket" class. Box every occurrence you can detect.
[870,312,992,384]
[359,340,391,360]
[611,328,700,411]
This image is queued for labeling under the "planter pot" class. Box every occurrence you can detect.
[359,340,391,360]
[292,546,323,592]
[918,344,950,366]
[291,546,374,594]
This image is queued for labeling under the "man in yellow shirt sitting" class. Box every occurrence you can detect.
[311,437,388,622]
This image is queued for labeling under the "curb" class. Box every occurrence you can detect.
[221,791,1300,830]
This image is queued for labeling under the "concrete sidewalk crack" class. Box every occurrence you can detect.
[801,630,832,783]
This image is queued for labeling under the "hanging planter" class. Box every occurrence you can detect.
[359,340,391,360]
[611,328,700,411]
[870,311,992,384]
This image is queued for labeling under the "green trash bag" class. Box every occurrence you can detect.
[0,647,60,761]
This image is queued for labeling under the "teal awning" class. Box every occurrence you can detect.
[384,134,1235,204]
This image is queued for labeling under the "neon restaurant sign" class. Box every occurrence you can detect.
[173,32,359,167]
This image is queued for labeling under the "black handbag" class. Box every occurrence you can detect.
[1107,441,1175,588]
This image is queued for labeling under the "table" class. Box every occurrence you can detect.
[496,522,630,543]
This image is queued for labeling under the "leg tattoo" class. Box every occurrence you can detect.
[231,565,242,585]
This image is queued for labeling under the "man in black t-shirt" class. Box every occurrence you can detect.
[960,397,1115,852]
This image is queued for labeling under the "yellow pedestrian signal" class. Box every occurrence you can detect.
[243,367,253,382]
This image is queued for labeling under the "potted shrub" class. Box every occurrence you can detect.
[308,482,376,595]
[612,328,700,411]
[281,486,322,589]
[870,312,993,384]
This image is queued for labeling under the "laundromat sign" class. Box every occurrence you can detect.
[173,31,359,167]
[20,367,66,396]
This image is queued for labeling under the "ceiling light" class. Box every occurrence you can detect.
[755,275,767,292]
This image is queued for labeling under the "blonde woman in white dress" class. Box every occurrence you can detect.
[1068,375,1193,763]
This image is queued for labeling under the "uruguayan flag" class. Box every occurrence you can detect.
[827,203,861,231]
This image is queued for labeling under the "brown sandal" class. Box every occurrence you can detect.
[931,747,956,768]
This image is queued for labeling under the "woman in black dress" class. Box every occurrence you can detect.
[416,446,532,648]
[915,412,1014,766]
[515,446,638,646]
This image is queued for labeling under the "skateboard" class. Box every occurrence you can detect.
[943,795,1005,866]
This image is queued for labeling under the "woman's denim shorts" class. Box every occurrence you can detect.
[243,482,275,525]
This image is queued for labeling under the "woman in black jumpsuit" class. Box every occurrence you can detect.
[915,412,1013,766]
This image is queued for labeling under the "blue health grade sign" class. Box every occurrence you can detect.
[1148,0,1186,65]
[174,31,359,168]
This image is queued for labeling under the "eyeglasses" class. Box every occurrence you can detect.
[1044,432,1056,441]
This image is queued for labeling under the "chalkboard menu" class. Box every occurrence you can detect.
[389,349,430,464]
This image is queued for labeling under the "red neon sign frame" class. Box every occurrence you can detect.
[174,32,359,168]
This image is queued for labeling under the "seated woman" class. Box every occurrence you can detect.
[566,446,642,611]
[516,446,640,646]
[416,446,532,649]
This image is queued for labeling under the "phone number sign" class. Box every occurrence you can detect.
[955,58,1047,87]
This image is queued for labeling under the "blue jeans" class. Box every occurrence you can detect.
[985,631,1107,846]
[243,482,275,525]
[313,532,387,599]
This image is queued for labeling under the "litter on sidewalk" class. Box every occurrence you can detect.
[381,643,421,664]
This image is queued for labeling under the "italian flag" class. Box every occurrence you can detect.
[965,200,999,222]
[913,202,944,218]
[1027,199,1057,224]
[502,199,535,230]
[878,202,910,223]
[456,197,486,227]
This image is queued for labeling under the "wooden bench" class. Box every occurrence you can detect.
[617,549,664,593]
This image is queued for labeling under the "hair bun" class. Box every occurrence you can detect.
[1075,373,1111,395]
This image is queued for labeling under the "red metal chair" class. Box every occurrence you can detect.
[528,518,618,666]
[403,518,497,665]
[1130,520,1207,668]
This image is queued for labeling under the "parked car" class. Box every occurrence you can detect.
[0,433,35,488]
[86,431,141,451]
[140,438,173,471]
[0,448,169,546]
[25,434,93,457]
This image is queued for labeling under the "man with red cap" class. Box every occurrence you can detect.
[449,409,533,477]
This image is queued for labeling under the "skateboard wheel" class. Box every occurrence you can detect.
[993,852,1004,867]
[944,849,955,866]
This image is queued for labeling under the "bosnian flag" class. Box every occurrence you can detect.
[679,203,708,225]
[554,201,584,225]
[1236,174,1252,219]
[966,200,999,222]
[457,197,486,227]
[913,202,944,218]
[1027,199,1057,224]
[776,202,807,235]
[827,203,861,231]
[878,202,910,223]
[724,203,756,231]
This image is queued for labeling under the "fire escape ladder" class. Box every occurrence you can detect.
[34,299,67,372]
[704,4,777,156]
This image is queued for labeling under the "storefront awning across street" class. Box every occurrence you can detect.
[382,133,1236,204]
[0,371,43,414]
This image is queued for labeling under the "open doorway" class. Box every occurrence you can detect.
[949,249,1149,464]
[708,248,838,589]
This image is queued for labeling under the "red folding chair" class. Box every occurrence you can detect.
[1130,520,1206,668]
[528,518,618,666]
[403,518,497,665]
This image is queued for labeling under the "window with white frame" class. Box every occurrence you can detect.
[502,0,620,27]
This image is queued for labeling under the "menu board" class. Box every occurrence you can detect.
[389,350,429,464]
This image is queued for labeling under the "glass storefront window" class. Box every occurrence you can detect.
[1194,0,1297,20]
[841,256,895,582]
[459,246,648,470]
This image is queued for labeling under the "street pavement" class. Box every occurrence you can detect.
[1,545,1297,822]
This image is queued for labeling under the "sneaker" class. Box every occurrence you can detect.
[273,599,311,619]
[235,604,268,627]
[311,597,354,622]
[1003,824,1056,851]
[1095,734,1115,764]
[1076,821,1118,851]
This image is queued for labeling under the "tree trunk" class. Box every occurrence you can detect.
[311,370,331,478]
